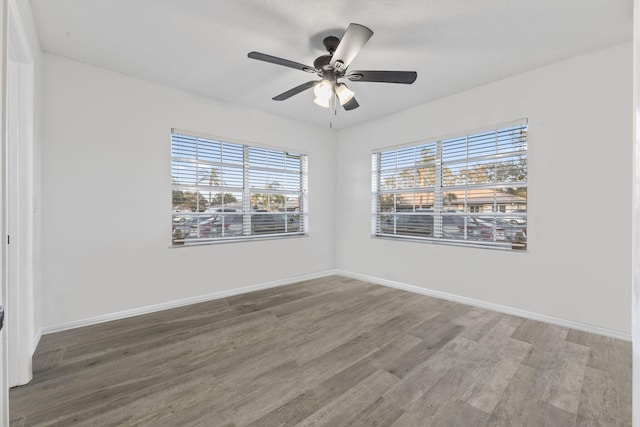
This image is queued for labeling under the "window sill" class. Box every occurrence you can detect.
[372,233,528,252]
[170,232,308,248]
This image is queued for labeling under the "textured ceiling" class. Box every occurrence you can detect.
[30,0,633,130]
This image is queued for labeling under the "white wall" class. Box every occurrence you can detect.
[41,54,336,328]
[336,42,632,335]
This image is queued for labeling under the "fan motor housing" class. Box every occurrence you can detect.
[313,36,346,74]
[313,54,333,71]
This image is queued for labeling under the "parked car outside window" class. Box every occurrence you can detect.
[480,217,526,243]
[471,217,507,242]
[381,210,477,240]
[251,210,300,235]
[189,208,242,238]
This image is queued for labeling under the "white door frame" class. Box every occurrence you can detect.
[634,0,640,426]
[5,0,34,389]
[0,0,8,422]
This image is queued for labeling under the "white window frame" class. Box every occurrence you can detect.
[372,119,527,251]
[171,129,308,246]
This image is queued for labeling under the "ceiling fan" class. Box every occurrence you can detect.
[247,23,417,113]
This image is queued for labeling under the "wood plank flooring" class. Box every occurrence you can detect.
[9,275,632,426]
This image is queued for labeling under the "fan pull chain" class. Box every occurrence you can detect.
[328,78,334,128]
[329,94,333,129]
[330,76,338,128]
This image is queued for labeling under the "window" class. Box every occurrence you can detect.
[372,120,527,250]
[171,130,307,245]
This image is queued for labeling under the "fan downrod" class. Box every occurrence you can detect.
[323,36,340,54]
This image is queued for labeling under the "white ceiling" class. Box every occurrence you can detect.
[29,0,632,130]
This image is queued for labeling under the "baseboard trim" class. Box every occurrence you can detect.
[41,269,339,335]
[41,268,630,342]
[33,328,42,355]
[336,270,631,342]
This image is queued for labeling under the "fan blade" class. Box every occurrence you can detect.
[347,70,417,84]
[342,97,359,111]
[273,81,318,101]
[248,52,317,73]
[330,23,373,71]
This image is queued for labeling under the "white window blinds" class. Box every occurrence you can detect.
[171,130,307,245]
[372,120,527,250]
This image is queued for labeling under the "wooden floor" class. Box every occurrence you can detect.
[10,276,631,426]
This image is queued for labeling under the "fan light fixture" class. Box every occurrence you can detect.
[313,80,332,107]
[313,80,356,109]
[336,83,355,105]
